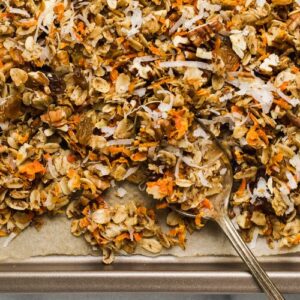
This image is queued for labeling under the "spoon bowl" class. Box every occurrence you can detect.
[170,119,285,300]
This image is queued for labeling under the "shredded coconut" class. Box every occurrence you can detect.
[107,139,133,146]
[197,171,212,187]
[116,187,127,198]
[133,88,146,97]
[259,54,279,73]
[2,232,17,248]
[101,126,116,138]
[286,171,297,190]
[126,1,143,37]
[9,8,31,18]
[279,185,294,215]
[252,177,271,200]
[193,127,209,139]
[290,154,300,179]
[169,13,187,34]
[122,166,139,180]
[228,74,274,114]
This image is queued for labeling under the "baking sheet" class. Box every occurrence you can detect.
[1,182,299,260]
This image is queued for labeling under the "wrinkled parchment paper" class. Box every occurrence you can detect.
[1,182,299,261]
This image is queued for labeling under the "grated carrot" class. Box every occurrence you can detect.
[134,232,143,242]
[201,198,213,209]
[291,66,299,74]
[274,99,291,110]
[236,178,246,196]
[67,154,77,163]
[195,213,204,227]
[156,201,168,209]
[115,233,130,242]
[19,160,46,179]
[107,146,131,157]
[168,109,189,140]
[131,152,147,161]
[279,81,288,91]
[54,3,64,21]
[148,44,165,57]
[146,177,174,198]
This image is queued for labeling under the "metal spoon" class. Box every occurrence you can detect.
[171,119,285,300]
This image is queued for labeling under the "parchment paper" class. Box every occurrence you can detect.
[1,182,299,260]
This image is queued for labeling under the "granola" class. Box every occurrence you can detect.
[0,0,299,263]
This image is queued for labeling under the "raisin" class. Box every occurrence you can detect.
[73,67,88,90]
[47,72,66,95]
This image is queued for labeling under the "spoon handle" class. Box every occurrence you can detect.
[217,215,285,300]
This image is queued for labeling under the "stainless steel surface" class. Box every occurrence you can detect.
[218,217,285,300]
[172,120,285,299]
[0,255,300,293]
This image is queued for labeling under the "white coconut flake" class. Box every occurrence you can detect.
[219,93,233,102]
[116,187,127,198]
[182,153,223,170]
[107,139,133,146]
[275,88,300,107]
[253,177,271,199]
[40,45,51,61]
[9,8,31,18]
[256,0,266,6]
[0,121,9,131]
[172,36,189,47]
[183,14,204,29]
[2,232,17,248]
[60,8,77,42]
[126,1,143,37]
[193,127,209,139]
[196,47,213,60]
[131,56,157,79]
[247,227,259,249]
[290,154,300,179]
[259,54,279,73]
[122,166,139,180]
[230,32,247,59]
[220,168,227,175]
[133,88,146,97]
[228,74,274,114]
[267,177,273,194]
[159,61,213,71]
[182,156,201,169]
[34,0,57,41]
[279,185,294,215]
[94,164,111,176]
[101,126,116,138]
[169,13,187,34]
[174,156,182,179]
[197,171,211,187]
[286,171,297,190]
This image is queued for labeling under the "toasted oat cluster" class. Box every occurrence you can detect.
[0,0,299,262]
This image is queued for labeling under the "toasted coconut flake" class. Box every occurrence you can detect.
[9,8,31,18]
[286,171,297,190]
[107,139,134,146]
[2,232,17,248]
[159,61,213,71]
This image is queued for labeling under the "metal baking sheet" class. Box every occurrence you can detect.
[0,254,300,293]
